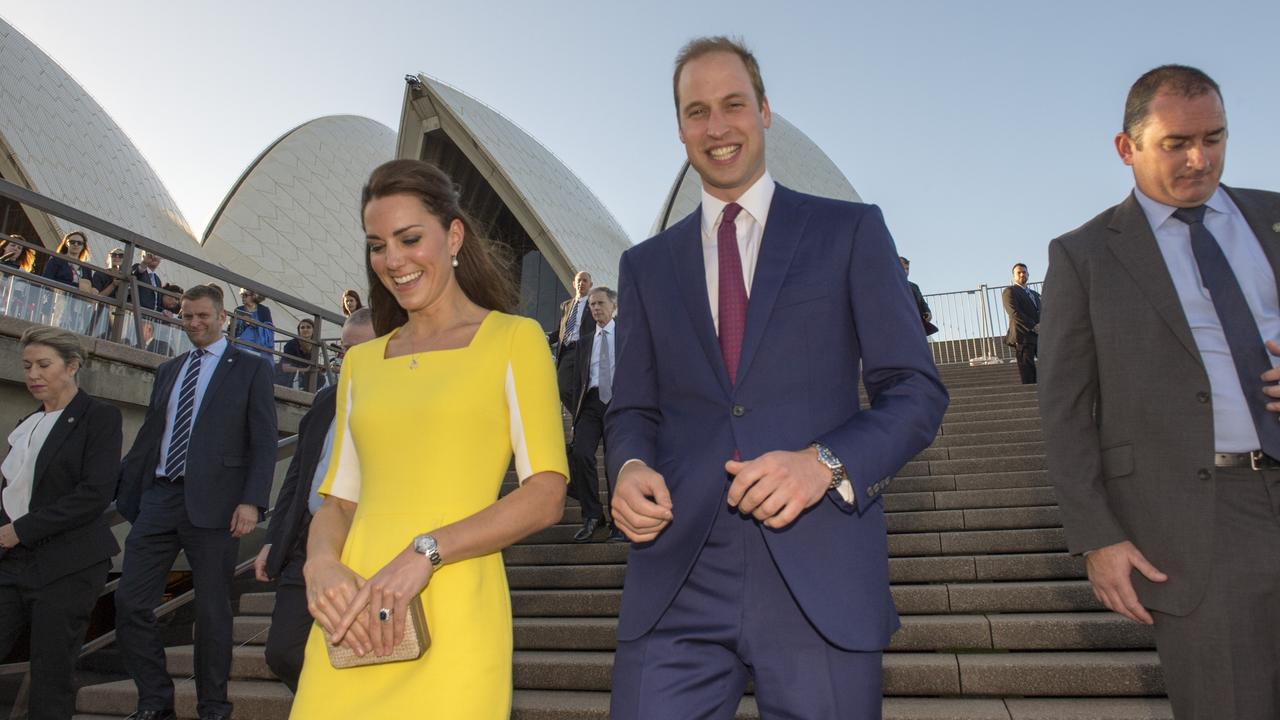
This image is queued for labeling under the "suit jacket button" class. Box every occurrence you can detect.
[1197,468,1211,481]
[732,405,746,417]
[1196,391,1209,403]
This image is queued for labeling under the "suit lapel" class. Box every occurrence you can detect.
[735,186,809,386]
[1225,185,1280,299]
[32,391,90,491]
[1105,193,1202,365]
[667,211,732,397]
[195,344,239,425]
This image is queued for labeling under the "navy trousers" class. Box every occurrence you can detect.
[115,480,238,717]
[610,501,883,719]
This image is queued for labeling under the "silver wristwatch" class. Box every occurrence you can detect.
[412,533,442,567]
[811,443,847,491]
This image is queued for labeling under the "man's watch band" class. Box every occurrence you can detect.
[811,443,847,491]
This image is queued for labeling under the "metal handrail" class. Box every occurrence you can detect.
[920,280,1044,366]
[0,434,300,677]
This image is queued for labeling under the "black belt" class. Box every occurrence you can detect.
[157,474,185,484]
[1214,451,1280,470]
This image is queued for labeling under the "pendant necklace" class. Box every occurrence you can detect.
[408,355,419,370]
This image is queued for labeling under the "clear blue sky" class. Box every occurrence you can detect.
[2,0,1277,295]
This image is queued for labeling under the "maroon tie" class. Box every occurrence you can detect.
[717,203,747,385]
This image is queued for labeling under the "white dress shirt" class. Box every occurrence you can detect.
[701,171,775,333]
[1135,186,1280,452]
[156,336,230,476]
[564,297,587,344]
[2,409,64,521]
[588,319,616,391]
[307,421,337,515]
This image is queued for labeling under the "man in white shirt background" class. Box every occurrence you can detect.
[569,286,622,543]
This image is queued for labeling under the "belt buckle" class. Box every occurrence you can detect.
[1250,450,1265,471]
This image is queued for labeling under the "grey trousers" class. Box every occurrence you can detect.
[1151,466,1280,720]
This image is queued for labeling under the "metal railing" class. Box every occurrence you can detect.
[921,281,1043,366]
[0,178,345,391]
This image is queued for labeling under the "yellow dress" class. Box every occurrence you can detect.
[289,312,568,719]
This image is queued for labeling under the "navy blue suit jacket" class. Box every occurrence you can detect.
[605,185,948,651]
[118,342,278,528]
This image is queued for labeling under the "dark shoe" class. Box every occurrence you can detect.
[573,517,601,542]
[200,714,230,720]
[134,711,177,720]
[607,527,628,543]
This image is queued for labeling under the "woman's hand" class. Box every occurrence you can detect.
[333,543,433,656]
[0,523,18,549]
[304,556,373,655]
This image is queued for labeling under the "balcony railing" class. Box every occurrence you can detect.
[921,281,1043,367]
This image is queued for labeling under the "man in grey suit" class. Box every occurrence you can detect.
[1040,65,1280,719]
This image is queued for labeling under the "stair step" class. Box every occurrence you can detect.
[930,428,1044,449]
[76,679,292,718]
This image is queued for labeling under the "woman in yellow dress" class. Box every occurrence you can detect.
[289,159,569,718]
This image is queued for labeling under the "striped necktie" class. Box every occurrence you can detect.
[565,299,582,343]
[165,348,206,478]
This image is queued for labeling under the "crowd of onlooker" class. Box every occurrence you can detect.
[0,230,363,391]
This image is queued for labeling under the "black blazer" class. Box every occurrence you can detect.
[571,313,603,420]
[1003,284,1041,346]
[118,342,278,529]
[2,390,122,586]
[41,255,84,287]
[264,385,336,577]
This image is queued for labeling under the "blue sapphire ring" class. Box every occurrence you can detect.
[378,607,393,623]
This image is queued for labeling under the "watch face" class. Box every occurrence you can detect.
[414,535,435,555]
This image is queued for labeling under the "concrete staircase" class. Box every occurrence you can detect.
[74,363,1173,719]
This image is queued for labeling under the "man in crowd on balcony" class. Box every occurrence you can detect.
[251,307,375,693]
[114,284,277,720]
[605,36,947,718]
[1002,262,1040,384]
[130,250,164,312]
[1040,65,1280,720]
[568,286,625,543]
[553,270,593,411]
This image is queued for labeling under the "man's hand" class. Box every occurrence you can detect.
[229,504,259,538]
[725,448,830,530]
[0,523,19,549]
[1085,540,1167,625]
[610,462,673,543]
[1263,340,1280,413]
[254,543,272,582]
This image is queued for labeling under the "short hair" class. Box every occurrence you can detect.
[203,283,225,304]
[673,36,766,112]
[589,286,618,303]
[899,256,910,265]
[344,307,373,330]
[182,284,224,307]
[1123,65,1223,145]
[20,325,86,370]
[1012,262,1028,273]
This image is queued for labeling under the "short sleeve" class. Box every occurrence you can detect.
[317,348,362,503]
[505,318,570,484]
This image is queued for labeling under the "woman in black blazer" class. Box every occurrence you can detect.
[39,231,92,288]
[0,326,122,720]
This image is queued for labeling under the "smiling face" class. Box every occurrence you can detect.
[180,296,226,349]
[23,343,78,403]
[1117,91,1226,208]
[676,50,771,203]
[364,193,464,316]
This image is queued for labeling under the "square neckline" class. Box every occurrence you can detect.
[380,311,496,361]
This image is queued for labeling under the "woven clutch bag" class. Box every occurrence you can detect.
[325,595,430,669]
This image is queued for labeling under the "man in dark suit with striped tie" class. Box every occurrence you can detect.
[115,284,277,720]
[1002,263,1041,384]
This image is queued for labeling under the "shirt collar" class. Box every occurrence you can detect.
[595,318,616,335]
[700,170,776,239]
[194,336,229,361]
[1133,184,1233,231]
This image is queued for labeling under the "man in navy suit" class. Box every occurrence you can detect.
[606,36,948,719]
[115,284,277,720]
[1002,262,1041,384]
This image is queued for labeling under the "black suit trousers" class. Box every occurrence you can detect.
[570,389,611,521]
[1015,337,1037,385]
[263,546,311,694]
[557,343,579,412]
[0,547,109,720]
[115,481,238,717]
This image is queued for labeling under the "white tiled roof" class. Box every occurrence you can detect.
[0,17,200,275]
[650,112,861,235]
[201,115,394,319]
[422,76,632,288]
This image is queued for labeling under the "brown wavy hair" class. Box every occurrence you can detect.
[1,235,36,272]
[56,231,91,262]
[360,159,516,335]
[340,288,363,317]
